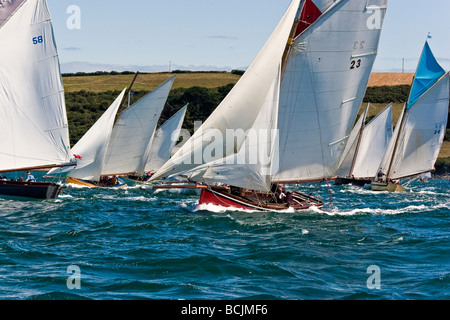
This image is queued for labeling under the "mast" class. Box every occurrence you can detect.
[117,72,139,116]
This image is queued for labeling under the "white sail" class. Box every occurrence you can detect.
[67,90,126,181]
[378,106,405,177]
[388,73,449,180]
[274,0,388,183]
[152,0,301,181]
[0,0,72,173]
[144,104,188,173]
[101,76,175,176]
[352,104,393,178]
[185,65,281,192]
[335,105,368,177]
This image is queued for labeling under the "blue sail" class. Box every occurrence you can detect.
[408,41,446,109]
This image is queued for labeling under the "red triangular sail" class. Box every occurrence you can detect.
[295,0,322,37]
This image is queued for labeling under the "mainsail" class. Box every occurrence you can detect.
[0,0,73,173]
[337,104,393,178]
[274,0,388,183]
[102,76,176,176]
[378,41,449,180]
[351,104,392,178]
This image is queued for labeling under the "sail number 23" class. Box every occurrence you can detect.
[32,36,44,45]
[350,59,362,70]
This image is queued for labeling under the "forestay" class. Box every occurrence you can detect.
[274,0,388,183]
[0,0,72,172]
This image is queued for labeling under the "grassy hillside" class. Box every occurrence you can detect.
[63,72,241,93]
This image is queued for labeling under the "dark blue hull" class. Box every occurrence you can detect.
[0,181,62,200]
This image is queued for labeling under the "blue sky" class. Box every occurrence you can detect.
[47,0,450,73]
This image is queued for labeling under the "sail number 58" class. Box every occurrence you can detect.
[32,36,44,45]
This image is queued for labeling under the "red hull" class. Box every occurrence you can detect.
[199,187,323,212]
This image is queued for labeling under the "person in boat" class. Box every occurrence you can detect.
[377,170,385,182]
[285,191,293,204]
[144,171,154,181]
[25,171,36,182]
[274,186,286,203]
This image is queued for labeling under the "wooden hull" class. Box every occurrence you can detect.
[334,177,372,187]
[0,180,62,200]
[199,187,324,212]
[66,177,127,189]
[371,181,406,192]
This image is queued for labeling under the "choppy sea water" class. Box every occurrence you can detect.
[0,175,448,301]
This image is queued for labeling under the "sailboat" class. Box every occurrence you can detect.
[123,104,188,184]
[0,0,75,199]
[335,103,393,186]
[372,40,450,192]
[151,0,388,211]
[62,89,128,188]
[57,75,176,188]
